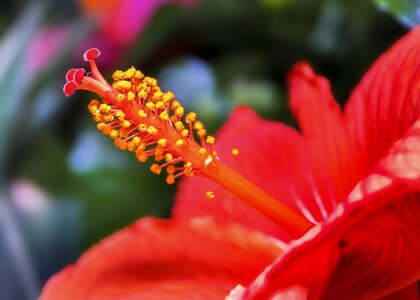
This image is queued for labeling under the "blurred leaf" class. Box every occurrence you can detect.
[0,3,44,178]
[20,131,173,248]
[227,78,284,118]
[373,0,420,27]
[0,198,40,299]
[259,0,293,10]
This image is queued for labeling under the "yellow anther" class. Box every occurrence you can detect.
[171,100,181,110]
[123,66,136,79]
[194,121,204,130]
[134,70,144,80]
[88,105,98,114]
[102,126,111,135]
[175,139,184,147]
[143,76,157,87]
[159,111,169,121]
[119,128,129,138]
[116,93,125,102]
[174,121,184,131]
[186,112,197,123]
[157,138,167,147]
[113,138,123,149]
[181,129,189,137]
[167,165,176,174]
[155,102,164,110]
[97,122,106,131]
[135,151,148,162]
[232,148,239,156]
[184,161,193,176]
[132,136,141,145]
[114,139,127,150]
[198,148,207,155]
[115,111,125,119]
[139,123,148,132]
[162,91,174,103]
[166,174,175,185]
[113,80,132,91]
[120,141,128,150]
[175,106,184,117]
[127,141,136,152]
[112,70,124,81]
[155,146,164,156]
[153,91,163,101]
[92,114,102,122]
[110,129,119,139]
[138,110,147,119]
[138,142,146,150]
[138,89,148,100]
[197,128,207,137]
[103,114,114,122]
[147,126,158,135]
[165,153,173,162]
[146,102,155,110]
[137,83,149,92]
[206,135,215,144]
[99,103,111,113]
[150,164,162,175]
[205,191,215,200]
[122,120,131,128]
[127,91,135,101]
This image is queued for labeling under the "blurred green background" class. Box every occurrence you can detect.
[0,0,417,299]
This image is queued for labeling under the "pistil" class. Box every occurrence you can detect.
[64,48,314,239]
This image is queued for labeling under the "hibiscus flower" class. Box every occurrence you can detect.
[41,27,420,299]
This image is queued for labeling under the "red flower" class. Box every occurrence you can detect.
[41,27,420,299]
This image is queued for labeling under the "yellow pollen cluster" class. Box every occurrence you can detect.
[232,148,239,156]
[205,191,215,200]
[87,65,221,184]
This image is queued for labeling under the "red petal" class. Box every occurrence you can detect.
[230,185,419,299]
[236,123,420,299]
[174,107,328,241]
[235,233,340,300]
[83,47,101,61]
[320,120,420,299]
[229,28,420,299]
[377,282,419,300]
[323,194,420,299]
[40,217,282,300]
[379,120,420,185]
[288,63,357,205]
[344,27,420,177]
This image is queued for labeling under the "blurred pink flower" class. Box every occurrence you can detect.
[25,25,71,73]
[10,179,49,214]
[79,0,198,64]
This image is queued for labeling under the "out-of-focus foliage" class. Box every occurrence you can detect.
[0,0,415,299]
[373,0,420,27]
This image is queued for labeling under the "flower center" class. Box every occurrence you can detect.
[64,48,313,238]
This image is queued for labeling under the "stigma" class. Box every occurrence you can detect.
[64,48,218,185]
